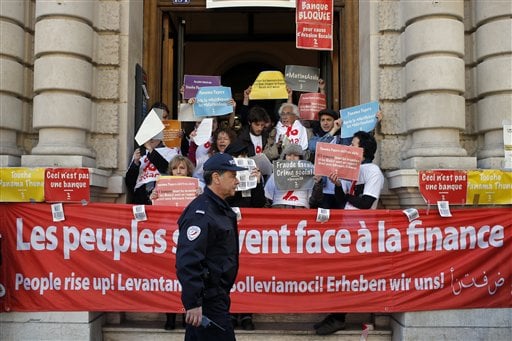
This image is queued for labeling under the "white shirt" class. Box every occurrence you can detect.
[134,147,180,189]
[275,120,309,150]
[341,163,384,210]
[250,133,263,154]
[192,138,213,179]
[264,174,311,208]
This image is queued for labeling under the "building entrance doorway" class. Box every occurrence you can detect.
[143,1,359,118]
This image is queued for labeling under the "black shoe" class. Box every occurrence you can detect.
[314,314,332,329]
[315,315,345,335]
[241,316,255,330]
[164,313,176,330]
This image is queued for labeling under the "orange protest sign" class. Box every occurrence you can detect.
[162,120,182,148]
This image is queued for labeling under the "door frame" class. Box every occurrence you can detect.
[143,0,359,113]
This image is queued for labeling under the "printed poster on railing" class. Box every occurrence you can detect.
[1,203,510,313]
[0,168,45,202]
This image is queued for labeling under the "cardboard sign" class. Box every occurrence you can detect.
[314,142,362,181]
[44,168,90,203]
[466,170,512,205]
[285,65,320,92]
[418,170,467,205]
[183,75,221,99]
[0,167,45,202]
[152,176,199,207]
[193,86,233,117]
[273,160,315,190]
[249,71,288,100]
[340,101,379,138]
[298,93,326,120]
[162,120,182,148]
[296,0,333,51]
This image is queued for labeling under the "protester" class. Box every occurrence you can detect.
[192,127,237,183]
[224,141,265,330]
[176,153,247,340]
[274,103,309,151]
[125,134,180,205]
[313,131,384,335]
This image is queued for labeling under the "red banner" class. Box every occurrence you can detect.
[0,203,510,313]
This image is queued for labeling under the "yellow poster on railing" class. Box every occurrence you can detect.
[0,167,45,202]
[466,169,512,205]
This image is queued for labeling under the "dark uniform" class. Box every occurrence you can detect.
[176,186,239,341]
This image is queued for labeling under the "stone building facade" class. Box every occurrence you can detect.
[0,0,510,340]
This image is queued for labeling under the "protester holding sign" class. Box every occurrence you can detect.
[314,130,384,335]
[224,141,265,330]
[192,127,237,184]
[125,104,181,205]
[274,103,309,151]
[331,131,384,209]
[308,109,344,208]
[264,144,312,208]
[308,109,342,152]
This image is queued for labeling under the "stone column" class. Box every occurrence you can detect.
[22,0,96,167]
[0,1,31,166]
[401,0,475,169]
[474,1,512,169]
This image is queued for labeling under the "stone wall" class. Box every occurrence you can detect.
[0,1,34,167]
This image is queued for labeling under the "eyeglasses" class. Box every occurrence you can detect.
[281,112,294,115]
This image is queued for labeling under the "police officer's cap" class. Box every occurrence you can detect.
[203,153,248,172]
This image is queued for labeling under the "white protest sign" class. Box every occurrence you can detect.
[193,118,213,146]
[135,109,165,145]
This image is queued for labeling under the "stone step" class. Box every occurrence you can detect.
[104,313,392,341]
[120,312,378,324]
[103,320,392,341]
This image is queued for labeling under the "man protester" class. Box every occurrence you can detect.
[176,153,247,341]
[314,131,384,335]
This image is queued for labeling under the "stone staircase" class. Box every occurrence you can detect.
[103,312,392,341]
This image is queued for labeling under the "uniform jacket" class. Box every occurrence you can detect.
[176,187,239,310]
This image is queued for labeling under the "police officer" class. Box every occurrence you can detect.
[176,152,247,341]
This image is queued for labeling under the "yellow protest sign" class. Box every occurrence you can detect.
[466,169,512,205]
[249,71,289,100]
[0,167,45,202]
